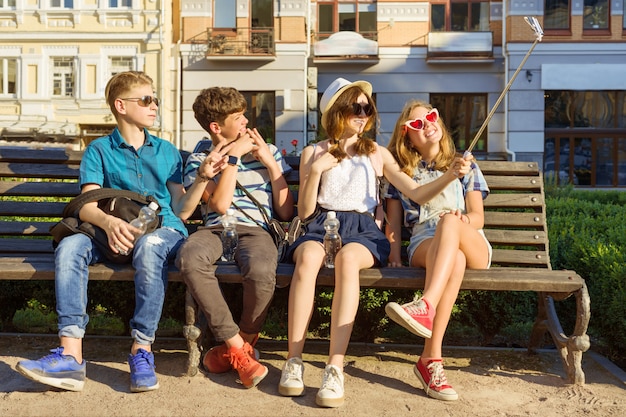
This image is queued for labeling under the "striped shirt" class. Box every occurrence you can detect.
[183,143,291,229]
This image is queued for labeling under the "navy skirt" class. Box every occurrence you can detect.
[287,209,390,266]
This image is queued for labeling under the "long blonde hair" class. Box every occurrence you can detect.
[388,100,457,176]
[323,86,377,161]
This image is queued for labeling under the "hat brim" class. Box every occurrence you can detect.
[321,80,372,131]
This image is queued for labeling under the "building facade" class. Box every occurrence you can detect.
[2,1,625,187]
[0,0,174,147]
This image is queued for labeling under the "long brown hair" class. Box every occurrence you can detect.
[323,86,377,161]
[387,100,457,176]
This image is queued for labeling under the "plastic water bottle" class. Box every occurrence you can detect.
[116,201,159,255]
[221,208,238,262]
[323,211,342,268]
[129,201,160,237]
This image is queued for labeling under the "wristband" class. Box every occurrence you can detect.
[195,168,210,182]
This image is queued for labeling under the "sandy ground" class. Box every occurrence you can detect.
[1,334,624,417]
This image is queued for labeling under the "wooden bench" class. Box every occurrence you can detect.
[0,146,590,384]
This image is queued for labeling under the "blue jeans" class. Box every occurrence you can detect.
[55,227,185,345]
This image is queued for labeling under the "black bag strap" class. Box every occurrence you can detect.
[62,188,157,218]
[234,181,273,226]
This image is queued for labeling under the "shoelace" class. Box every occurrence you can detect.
[405,299,428,316]
[230,348,252,370]
[320,367,342,393]
[426,361,449,389]
[129,350,154,372]
[282,359,302,382]
[40,347,65,363]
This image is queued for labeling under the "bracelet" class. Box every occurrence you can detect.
[195,168,210,182]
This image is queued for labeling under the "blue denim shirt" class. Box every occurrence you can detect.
[79,127,188,236]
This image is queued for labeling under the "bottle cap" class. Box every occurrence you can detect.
[148,201,160,211]
[226,208,235,216]
[327,211,336,219]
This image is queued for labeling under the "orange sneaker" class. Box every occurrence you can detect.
[202,343,231,374]
[228,342,268,389]
[202,333,260,374]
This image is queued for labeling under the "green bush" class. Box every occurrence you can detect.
[546,191,626,364]
[12,299,57,333]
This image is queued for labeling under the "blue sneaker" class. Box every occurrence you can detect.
[128,348,159,392]
[16,347,86,391]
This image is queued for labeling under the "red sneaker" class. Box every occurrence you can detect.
[228,342,268,388]
[414,359,458,401]
[202,343,231,374]
[385,297,434,338]
[202,334,259,374]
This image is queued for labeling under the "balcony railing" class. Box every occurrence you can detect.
[313,31,378,58]
[198,27,275,56]
[427,31,493,59]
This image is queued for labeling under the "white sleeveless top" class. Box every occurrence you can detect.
[317,154,379,213]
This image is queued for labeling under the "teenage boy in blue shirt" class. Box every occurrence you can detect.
[16,71,226,393]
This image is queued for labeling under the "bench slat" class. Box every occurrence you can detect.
[0,221,57,236]
[476,161,540,176]
[0,201,66,217]
[483,193,544,209]
[0,162,80,179]
[484,175,543,191]
[484,229,547,246]
[0,148,83,164]
[491,249,550,266]
[484,212,545,228]
[0,181,79,197]
[0,238,54,253]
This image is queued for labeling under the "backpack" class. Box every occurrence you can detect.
[49,188,161,264]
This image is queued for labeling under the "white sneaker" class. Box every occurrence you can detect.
[315,364,344,408]
[278,357,304,396]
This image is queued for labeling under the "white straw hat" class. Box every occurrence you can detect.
[319,77,372,130]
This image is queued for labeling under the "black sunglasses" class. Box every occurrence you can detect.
[350,102,374,117]
[119,95,160,107]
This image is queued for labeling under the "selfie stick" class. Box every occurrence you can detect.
[464,17,543,158]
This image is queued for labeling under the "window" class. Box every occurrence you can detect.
[431,1,490,32]
[544,0,569,30]
[109,0,131,7]
[0,0,16,8]
[317,1,377,39]
[544,91,626,187]
[430,93,488,152]
[242,92,275,144]
[214,0,236,28]
[50,0,74,7]
[109,56,134,77]
[0,58,16,95]
[251,0,272,28]
[52,57,75,97]
[583,0,609,30]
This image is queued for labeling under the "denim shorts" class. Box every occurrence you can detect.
[407,223,492,268]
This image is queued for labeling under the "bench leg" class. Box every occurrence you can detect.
[183,289,202,376]
[529,283,591,385]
